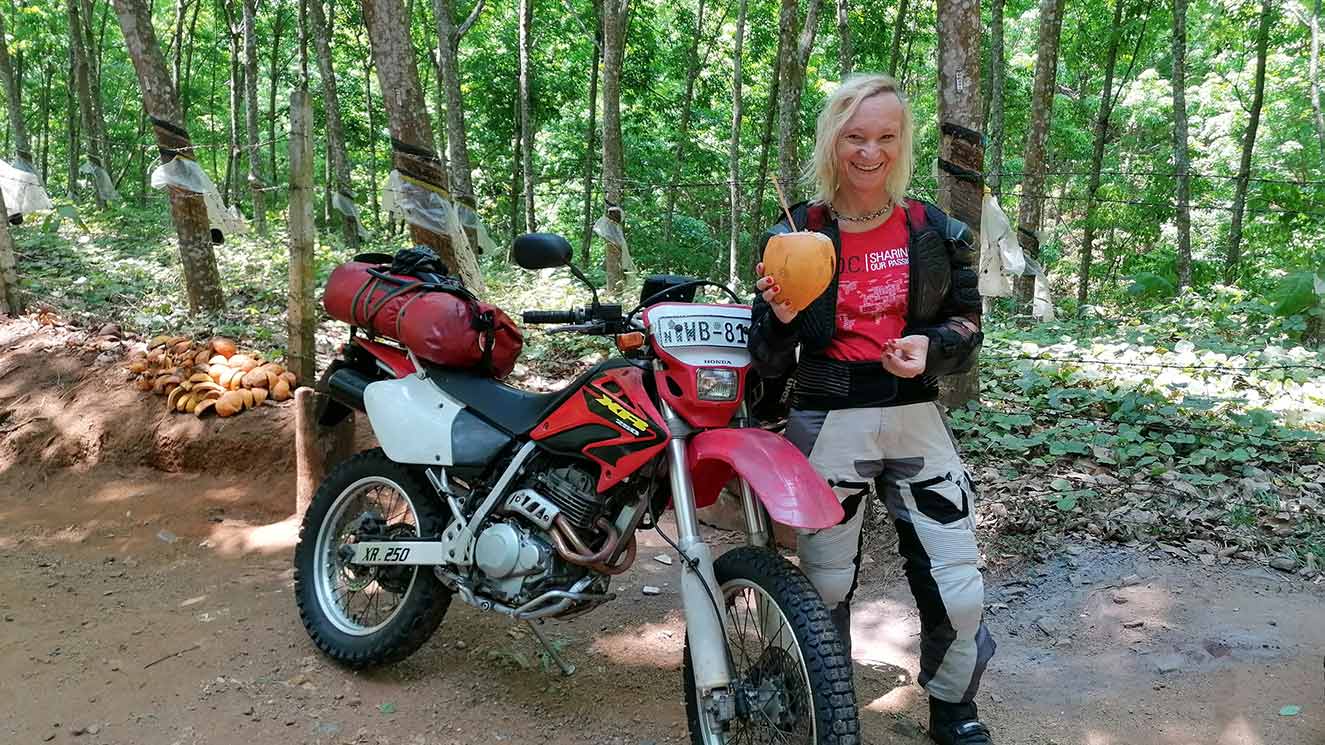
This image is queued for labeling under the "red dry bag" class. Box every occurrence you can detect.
[323,260,522,378]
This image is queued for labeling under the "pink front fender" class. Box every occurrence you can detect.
[687,429,843,530]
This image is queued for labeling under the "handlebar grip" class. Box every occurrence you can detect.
[522,309,579,324]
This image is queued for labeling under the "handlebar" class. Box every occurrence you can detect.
[522,309,583,325]
[522,304,624,328]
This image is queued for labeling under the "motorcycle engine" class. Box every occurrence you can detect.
[471,519,554,603]
[471,464,607,605]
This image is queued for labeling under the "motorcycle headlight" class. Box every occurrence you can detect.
[696,367,739,402]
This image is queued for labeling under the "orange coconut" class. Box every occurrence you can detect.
[761,231,836,312]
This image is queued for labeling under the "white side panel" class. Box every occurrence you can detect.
[363,376,463,466]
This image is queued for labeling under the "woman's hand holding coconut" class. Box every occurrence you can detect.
[754,262,798,324]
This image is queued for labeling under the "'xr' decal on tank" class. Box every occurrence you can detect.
[585,387,650,436]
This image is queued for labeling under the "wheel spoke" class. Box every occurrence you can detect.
[695,575,821,745]
[314,474,425,636]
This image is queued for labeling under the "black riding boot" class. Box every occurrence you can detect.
[830,602,852,661]
[928,698,992,745]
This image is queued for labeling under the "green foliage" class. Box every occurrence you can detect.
[1125,271,1176,299]
[1270,272,1324,318]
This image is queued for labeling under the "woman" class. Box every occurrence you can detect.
[749,74,994,745]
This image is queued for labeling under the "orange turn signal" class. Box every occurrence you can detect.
[616,332,645,353]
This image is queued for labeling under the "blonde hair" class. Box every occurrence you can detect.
[805,73,915,208]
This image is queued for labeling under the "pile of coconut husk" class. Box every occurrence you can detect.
[125,334,298,417]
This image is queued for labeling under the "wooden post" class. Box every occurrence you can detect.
[289,88,354,519]
[294,386,355,518]
[287,87,316,385]
[294,386,319,517]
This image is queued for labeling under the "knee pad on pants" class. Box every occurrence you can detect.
[797,522,864,608]
[930,563,985,634]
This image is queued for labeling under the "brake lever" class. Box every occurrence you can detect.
[547,322,603,334]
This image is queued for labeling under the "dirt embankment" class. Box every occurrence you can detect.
[0,316,301,478]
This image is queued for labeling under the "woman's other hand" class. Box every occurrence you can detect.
[881,335,929,378]
[755,262,798,324]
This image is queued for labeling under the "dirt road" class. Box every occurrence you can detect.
[0,463,1321,745]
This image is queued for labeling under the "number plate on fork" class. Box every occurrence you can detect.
[653,316,751,351]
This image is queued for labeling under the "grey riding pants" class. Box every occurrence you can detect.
[785,403,995,705]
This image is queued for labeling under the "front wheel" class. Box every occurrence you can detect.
[683,546,859,745]
[293,448,451,668]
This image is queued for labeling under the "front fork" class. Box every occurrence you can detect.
[660,400,773,694]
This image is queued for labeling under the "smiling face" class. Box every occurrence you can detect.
[834,92,904,202]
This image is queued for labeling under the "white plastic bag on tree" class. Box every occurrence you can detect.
[149,157,249,237]
[380,169,470,254]
[0,159,55,217]
[978,191,1022,297]
[79,161,122,203]
[1022,256,1056,322]
[456,203,497,256]
[593,206,636,273]
[330,191,372,241]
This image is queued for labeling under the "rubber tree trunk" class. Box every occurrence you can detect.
[224,2,242,207]
[0,10,35,170]
[66,49,79,195]
[435,0,484,250]
[1014,0,1065,310]
[1076,0,1126,307]
[509,94,521,242]
[579,0,602,267]
[82,0,110,163]
[182,0,203,118]
[112,0,226,313]
[136,109,147,205]
[518,0,537,232]
[172,0,187,90]
[935,0,983,408]
[748,51,779,241]
[835,0,852,78]
[986,0,1005,194]
[243,0,267,235]
[1224,0,1274,285]
[887,0,909,76]
[1171,0,1192,290]
[309,0,359,246]
[728,0,748,288]
[268,5,284,183]
[364,51,379,223]
[663,0,708,245]
[0,186,20,317]
[775,0,822,201]
[70,0,109,208]
[39,60,53,183]
[1313,0,1325,161]
[601,0,629,295]
[361,0,485,294]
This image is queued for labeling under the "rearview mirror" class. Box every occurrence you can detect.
[513,233,573,270]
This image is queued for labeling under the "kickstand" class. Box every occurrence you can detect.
[525,620,575,676]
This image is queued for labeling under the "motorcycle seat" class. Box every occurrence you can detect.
[423,358,633,436]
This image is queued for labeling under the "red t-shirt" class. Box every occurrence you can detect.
[825,206,910,361]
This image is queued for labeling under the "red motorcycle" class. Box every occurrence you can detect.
[294,234,860,744]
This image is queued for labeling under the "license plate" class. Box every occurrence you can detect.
[653,316,751,349]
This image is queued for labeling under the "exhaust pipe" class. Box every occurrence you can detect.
[320,365,374,419]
